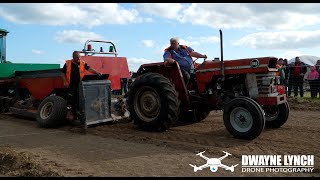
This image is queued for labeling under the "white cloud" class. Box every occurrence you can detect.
[142,40,155,48]
[181,3,320,30]
[127,57,158,72]
[54,30,104,44]
[136,3,184,19]
[144,17,154,23]
[233,30,320,50]
[2,3,320,30]
[31,49,44,55]
[0,3,143,27]
[186,36,220,46]
[137,3,320,30]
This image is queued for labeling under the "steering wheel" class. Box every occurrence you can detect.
[193,57,207,65]
[193,57,207,71]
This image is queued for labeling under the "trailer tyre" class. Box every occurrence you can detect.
[223,97,265,140]
[36,96,67,128]
[264,102,289,128]
[127,73,180,131]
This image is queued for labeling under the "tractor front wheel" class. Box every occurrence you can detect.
[127,73,180,131]
[36,95,67,128]
[223,97,265,140]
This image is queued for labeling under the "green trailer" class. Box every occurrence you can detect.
[0,28,61,115]
[0,28,60,79]
[0,63,60,79]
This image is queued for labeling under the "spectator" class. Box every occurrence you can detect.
[306,66,319,98]
[316,60,320,72]
[283,59,289,92]
[315,60,320,97]
[120,78,128,95]
[288,57,307,98]
[276,58,286,85]
[128,78,133,89]
[287,63,293,97]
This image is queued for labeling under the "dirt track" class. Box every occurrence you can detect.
[0,109,319,177]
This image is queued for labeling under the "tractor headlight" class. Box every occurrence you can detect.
[262,77,274,86]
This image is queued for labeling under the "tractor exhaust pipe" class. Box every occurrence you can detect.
[219,29,225,81]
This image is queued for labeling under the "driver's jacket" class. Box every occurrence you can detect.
[163,45,195,73]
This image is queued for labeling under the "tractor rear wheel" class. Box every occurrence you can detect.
[127,73,180,131]
[223,97,265,140]
[263,102,289,128]
[36,95,67,128]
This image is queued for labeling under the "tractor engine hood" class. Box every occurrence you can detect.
[196,57,278,75]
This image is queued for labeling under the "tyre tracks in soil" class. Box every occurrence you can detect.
[0,110,319,177]
[86,110,320,175]
[84,110,319,176]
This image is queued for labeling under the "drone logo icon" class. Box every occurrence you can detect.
[189,151,238,172]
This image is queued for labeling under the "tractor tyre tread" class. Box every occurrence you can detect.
[127,72,180,131]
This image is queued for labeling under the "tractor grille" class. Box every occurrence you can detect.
[256,72,277,96]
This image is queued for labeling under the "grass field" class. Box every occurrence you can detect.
[287,91,320,109]
[289,91,320,101]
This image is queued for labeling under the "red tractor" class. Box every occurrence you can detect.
[127,30,288,140]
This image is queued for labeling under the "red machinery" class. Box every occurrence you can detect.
[0,40,130,128]
[80,40,130,93]
[15,40,130,100]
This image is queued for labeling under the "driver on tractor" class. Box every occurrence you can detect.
[163,37,207,85]
[61,51,102,122]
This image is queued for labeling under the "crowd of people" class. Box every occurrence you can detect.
[276,57,320,98]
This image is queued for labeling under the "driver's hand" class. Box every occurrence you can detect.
[169,59,175,64]
[164,59,175,66]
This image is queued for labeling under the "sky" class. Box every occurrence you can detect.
[1,3,320,72]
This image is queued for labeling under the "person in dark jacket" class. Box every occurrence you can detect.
[283,59,290,95]
[287,57,307,97]
[62,51,101,121]
[315,60,320,98]
[283,59,289,86]
[120,78,128,95]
